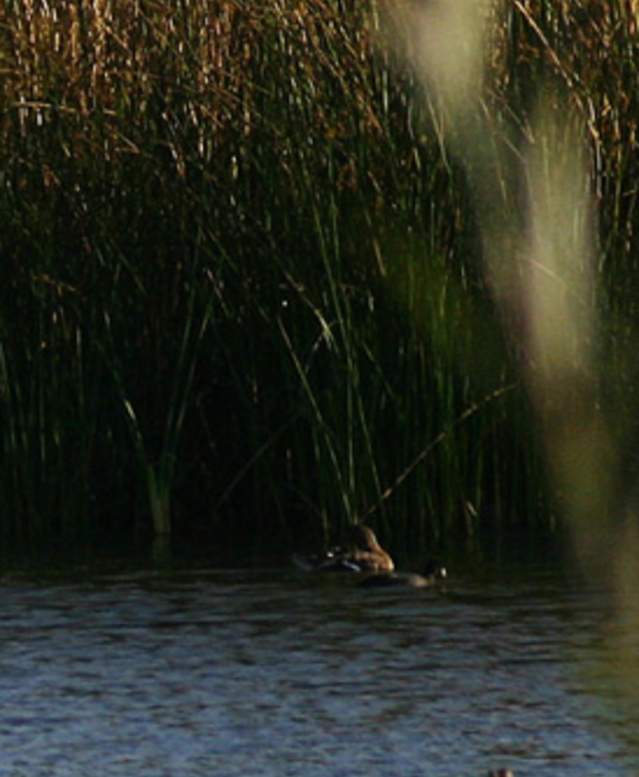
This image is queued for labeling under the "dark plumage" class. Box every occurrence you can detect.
[359,560,447,588]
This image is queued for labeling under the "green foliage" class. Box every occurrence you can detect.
[0,0,635,551]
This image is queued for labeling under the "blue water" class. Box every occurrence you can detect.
[0,563,636,777]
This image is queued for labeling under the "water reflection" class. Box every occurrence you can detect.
[0,564,635,776]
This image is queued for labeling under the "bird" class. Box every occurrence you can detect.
[292,524,395,573]
[358,559,447,588]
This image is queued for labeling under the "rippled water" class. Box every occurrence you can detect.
[0,560,637,777]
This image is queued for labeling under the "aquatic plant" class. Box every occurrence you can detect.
[0,0,636,556]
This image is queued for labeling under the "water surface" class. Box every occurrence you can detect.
[0,560,636,777]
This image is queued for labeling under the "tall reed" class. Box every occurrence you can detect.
[0,0,636,553]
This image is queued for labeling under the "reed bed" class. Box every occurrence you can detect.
[0,0,636,553]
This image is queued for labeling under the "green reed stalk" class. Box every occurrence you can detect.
[0,0,636,553]
[100,252,214,538]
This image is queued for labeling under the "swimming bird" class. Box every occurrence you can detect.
[292,524,395,573]
[358,559,447,588]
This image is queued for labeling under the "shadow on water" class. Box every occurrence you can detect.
[0,536,637,777]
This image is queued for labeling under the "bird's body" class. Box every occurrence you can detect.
[292,524,394,574]
[359,560,447,588]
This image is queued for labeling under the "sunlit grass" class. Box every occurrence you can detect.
[0,0,636,556]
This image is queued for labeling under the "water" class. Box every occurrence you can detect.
[0,560,637,777]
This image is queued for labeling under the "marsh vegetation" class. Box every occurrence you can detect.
[0,1,637,555]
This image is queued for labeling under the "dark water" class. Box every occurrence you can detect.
[0,560,637,777]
